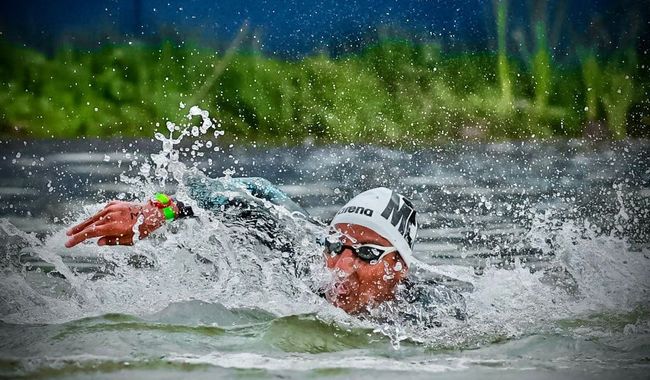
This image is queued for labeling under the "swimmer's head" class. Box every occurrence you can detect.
[330,188,418,268]
[323,188,418,313]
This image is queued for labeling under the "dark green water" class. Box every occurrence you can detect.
[2,307,648,379]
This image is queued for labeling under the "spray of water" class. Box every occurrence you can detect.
[0,107,648,351]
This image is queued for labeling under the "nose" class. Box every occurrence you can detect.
[332,249,358,275]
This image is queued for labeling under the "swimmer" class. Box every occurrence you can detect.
[64,175,441,316]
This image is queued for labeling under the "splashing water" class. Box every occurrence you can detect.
[1,106,334,324]
[0,117,648,377]
[122,105,223,195]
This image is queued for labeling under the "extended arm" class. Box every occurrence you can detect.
[64,198,186,248]
[65,170,304,248]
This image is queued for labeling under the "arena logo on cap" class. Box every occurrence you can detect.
[381,191,417,247]
[336,205,374,217]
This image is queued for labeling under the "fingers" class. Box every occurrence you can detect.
[65,224,114,248]
[66,206,114,236]
[98,235,133,246]
[64,201,146,248]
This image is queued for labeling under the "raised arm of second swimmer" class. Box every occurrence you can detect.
[64,199,179,248]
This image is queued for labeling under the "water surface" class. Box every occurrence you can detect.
[0,138,649,379]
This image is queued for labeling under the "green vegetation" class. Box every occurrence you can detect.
[532,22,551,111]
[580,51,600,123]
[0,36,646,143]
[600,54,637,140]
[577,49,639,139]
[496,0,512,108]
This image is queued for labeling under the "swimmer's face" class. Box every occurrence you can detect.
[324,223,408,314]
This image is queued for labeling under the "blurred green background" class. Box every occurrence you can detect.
[0,0,647,143]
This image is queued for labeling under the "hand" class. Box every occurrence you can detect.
[65,200,173,248]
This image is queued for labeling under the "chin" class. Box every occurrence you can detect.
[324,291,357,313]
[327,292,371,314]
[334,299,363,314]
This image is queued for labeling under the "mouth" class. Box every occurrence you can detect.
[332,280,350,296]
[324,270,360,309]
[325,278,350,302]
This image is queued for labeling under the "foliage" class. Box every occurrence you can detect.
[580,51,600,122]
[578,49,638,139]
[495,0,512,108]
[0,37,645,143]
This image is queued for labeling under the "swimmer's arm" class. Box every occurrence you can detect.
[182,170,309,217]
[64,199,180,248]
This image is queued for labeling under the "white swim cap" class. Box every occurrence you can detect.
[330,187,419,268]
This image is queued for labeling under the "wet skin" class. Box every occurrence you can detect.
[324,223,408,314]
[65,200,178,248]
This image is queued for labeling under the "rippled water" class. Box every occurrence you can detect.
[0,135,649,379]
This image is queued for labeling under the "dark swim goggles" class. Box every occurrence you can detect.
[319,235,397,263]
